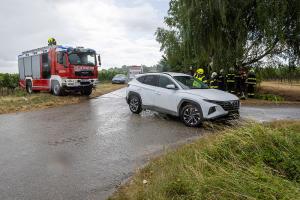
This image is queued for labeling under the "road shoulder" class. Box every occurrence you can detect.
[0,83,126,115]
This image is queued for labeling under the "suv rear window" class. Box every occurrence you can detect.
[137,76,145,83]
[141,75,159,86]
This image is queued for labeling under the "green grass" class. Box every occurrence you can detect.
[110,121,300,200]
[255,93,285,102]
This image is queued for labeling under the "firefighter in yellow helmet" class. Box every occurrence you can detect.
[194,68,208,84]
[48,38,57,46]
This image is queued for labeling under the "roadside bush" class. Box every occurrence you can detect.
[0,73,20,96]
[256,65,300,83]
[98,69,127,81]
[255,93,285,102]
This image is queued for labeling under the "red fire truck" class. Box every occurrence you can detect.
[18,45,100,96]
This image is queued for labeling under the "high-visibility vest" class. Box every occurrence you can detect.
[194,73,207,83]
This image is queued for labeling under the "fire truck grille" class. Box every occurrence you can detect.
[75,71,94,77]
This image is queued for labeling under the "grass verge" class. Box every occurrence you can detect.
[259,81,300,102]
[110,121,300,200]
[0,83,125,114]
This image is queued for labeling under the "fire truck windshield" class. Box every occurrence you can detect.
[68,53,96,66]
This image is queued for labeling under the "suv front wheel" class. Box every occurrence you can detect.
[129,95,142,114]
[180,104,203,127]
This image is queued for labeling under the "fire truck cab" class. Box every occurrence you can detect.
[18,45,100,96]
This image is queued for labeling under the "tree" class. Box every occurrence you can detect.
[156,0,300,72]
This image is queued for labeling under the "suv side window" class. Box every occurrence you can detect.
[143,75,159,86]
[159,75,175,88]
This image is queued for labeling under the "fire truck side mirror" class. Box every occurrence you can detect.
[97,55,101,66]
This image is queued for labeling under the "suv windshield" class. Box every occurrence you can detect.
[174,76,209,89]
[68,53,96,66]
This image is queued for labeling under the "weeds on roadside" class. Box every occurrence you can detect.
[110,121,300,200]
[255,93,285,102]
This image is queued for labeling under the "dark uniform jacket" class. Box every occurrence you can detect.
[210,79,219,89]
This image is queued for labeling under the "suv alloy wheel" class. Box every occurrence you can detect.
[180,104,203,127]
[129,95,142,114]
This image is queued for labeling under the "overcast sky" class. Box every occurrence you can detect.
[0,0,169,73]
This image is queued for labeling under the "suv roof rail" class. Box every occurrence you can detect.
[162,72,171,76]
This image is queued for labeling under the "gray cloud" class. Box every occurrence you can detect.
[0,0,168,73]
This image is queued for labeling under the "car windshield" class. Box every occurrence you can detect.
[115,74,126,78]
[68,53,96,66]
[174,76,209,89]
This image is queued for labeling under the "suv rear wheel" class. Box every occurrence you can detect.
[180,104,203,127]
[129,95,142,114]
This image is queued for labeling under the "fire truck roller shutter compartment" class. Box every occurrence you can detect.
[24,57,32,77]
[32,55,41,79]
[18,58,25,80]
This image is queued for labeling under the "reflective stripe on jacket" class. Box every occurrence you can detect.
[246,76,257,85]
[226,74,235,83]
[210,79,219,89]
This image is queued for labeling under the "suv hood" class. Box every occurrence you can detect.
[184,89,239,101]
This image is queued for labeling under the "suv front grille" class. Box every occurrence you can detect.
[208,100,240,111]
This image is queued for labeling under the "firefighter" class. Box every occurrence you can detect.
[240,70,247,100]
[48,38,57,46]
[246,69,257,98]
[226,67,236,93]
[210,72,219,89]
[189,66,195,76]
[194,68,208,84]
[218,69,226,91]
[235,68,242,96]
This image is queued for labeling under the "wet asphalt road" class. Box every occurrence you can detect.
[0,88,299,200]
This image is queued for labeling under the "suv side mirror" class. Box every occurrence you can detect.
[166,84,176,89]
[97,55,101,66]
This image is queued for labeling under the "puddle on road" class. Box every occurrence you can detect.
[48,136,89,146]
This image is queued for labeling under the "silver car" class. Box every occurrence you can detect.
[112,74,127,84]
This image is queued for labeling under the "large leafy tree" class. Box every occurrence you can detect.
[156,0,300,73]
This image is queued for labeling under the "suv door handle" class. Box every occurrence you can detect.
[155,91,161,95]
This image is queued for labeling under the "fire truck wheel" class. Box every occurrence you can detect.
[52,81,64,96]
[81,87,93,96]
[26,80,33,94]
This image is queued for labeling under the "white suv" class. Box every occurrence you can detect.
[126,72,240,127]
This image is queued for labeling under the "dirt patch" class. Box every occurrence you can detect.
[259,81,300,101]
[241,81,300,106]
[0,83,126,114]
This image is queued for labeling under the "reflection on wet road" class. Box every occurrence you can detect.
[0,88,299,200]
[240,105,300,122]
